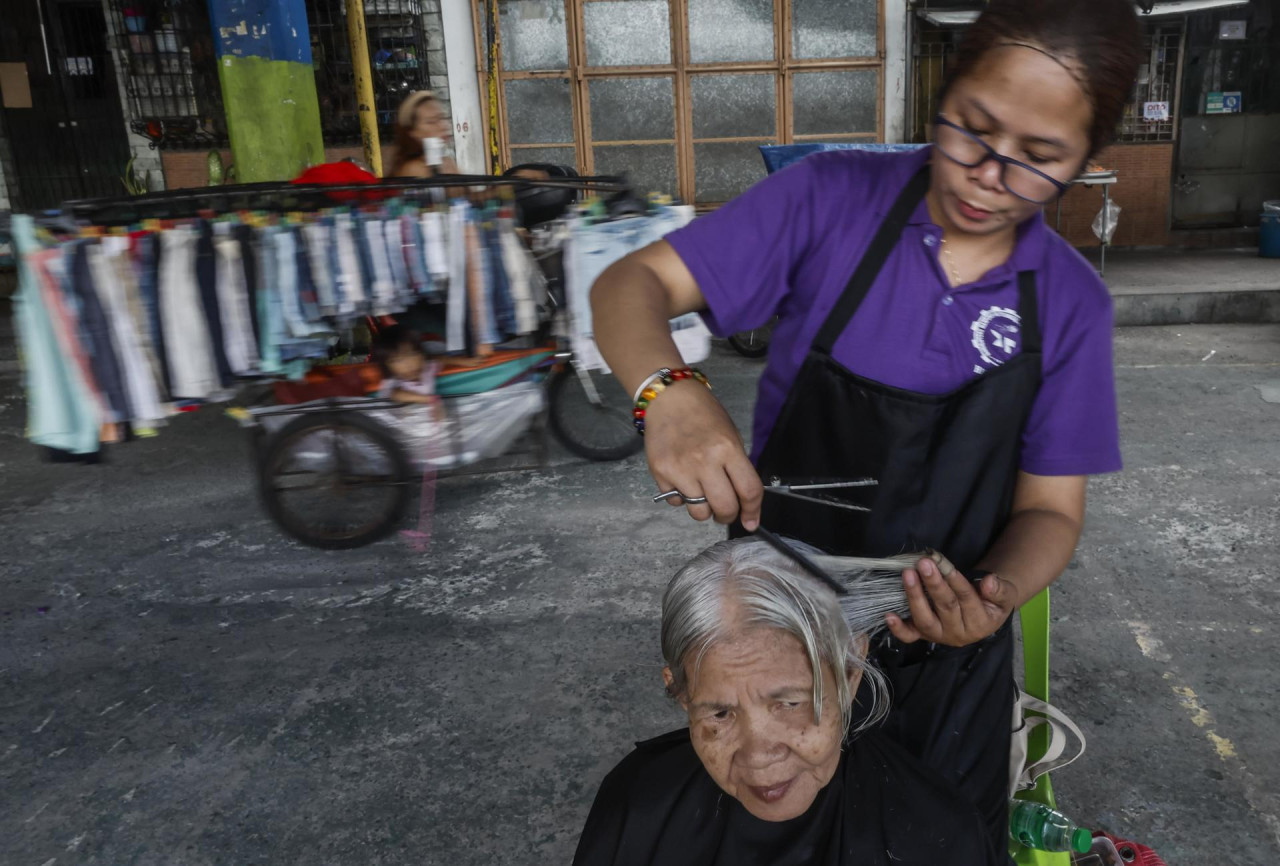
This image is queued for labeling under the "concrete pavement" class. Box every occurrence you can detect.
[1,324,1278,865]
[1098,248,1280,326]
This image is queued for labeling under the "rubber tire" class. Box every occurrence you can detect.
[728,326,771,358]
[546,367,645,462]
[259,411,412,550]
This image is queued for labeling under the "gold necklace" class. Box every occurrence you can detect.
[939,237,962,287]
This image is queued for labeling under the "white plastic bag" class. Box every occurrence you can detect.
[1092,199,1122,244]
[1009,689,1087,796]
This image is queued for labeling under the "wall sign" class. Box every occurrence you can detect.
[1143,101,1169,121]
[0,62,32,109]
[1206,91,1242,114]
[1219,20,1246,40]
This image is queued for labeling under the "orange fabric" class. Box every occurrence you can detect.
[438,345,556,376]
[302,362,383,392]
[292,345,554,398]
[276,368,374,404]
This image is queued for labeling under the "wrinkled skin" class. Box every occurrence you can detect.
[664,626,864,822]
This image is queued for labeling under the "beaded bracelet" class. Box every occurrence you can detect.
[632,368,673,406]
[632,367,711,435]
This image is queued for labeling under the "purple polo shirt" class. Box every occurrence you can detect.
[666,146,1122,476]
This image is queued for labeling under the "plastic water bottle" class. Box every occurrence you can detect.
[1009,799,1093,853]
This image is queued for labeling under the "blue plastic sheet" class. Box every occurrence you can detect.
[758,143,928,175]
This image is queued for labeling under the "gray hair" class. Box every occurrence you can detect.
[661,537,893,736]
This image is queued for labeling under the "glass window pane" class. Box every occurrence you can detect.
[793,70,877,136]
[694,141,769,202]
[792,0,876,59]
[583,0,671,67]
[688,0,773,63]
[508,145,577,170]
[499,0,569,71]
[691,74,775,139]
[589,77,674,141]
[505,78,574,143]
[594,144,677,195]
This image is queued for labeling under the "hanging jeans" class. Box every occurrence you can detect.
[69,240,131,422]
[235,223,263,353]
[446,202,468,353]
[131,231,173,399]
[402,213,431,297]
[483,218,516,337]
[333,212,365,317]
[293,226,323,325]
[112,236,170,406]
[12,217,102,454]
[499,217,539,335]
[213,226,261,375]
[159,227,222,399]
[195,221,234,387]
[360,215,397,316]
[302,221,337,316]
[269,228,331,364]
[422,209,451,286]
[465,218,499,350]
[88,238,165,427]
[381,218,410,308]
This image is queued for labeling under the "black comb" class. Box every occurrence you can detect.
[753,526,848,596]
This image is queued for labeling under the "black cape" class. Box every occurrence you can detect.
[572,728,998,866]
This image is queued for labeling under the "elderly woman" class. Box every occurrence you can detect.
[573,538,997,866]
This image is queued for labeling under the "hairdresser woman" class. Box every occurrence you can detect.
[591,0,1140,851]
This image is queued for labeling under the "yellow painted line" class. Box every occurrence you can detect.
[1126,622,1280,849]
[1207,731,1239,761]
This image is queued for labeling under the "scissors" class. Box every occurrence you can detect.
[653,478,877,512]
[761,477,877,512]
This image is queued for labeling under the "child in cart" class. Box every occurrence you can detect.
[371,325,445,421]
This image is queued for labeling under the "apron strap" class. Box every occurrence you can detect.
[814,165,931,355]
[1016,270,1043,354]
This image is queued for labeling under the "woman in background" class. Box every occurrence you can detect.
[388,90,459,179]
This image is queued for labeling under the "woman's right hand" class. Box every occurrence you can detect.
[643,380,763,529]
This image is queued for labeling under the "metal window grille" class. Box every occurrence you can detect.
[103,0,227,148]
[100,0,433,150]
[307,0,434,146]
[909,24,958,143]
[1117,23,1183,143]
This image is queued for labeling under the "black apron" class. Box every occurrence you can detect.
[744,165,1043,855]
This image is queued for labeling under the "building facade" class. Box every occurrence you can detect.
[2,0,1277,248]
[908,0,1280,248]
[0,0,454,206]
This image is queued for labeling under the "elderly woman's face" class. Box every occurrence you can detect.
[666,627,858,822]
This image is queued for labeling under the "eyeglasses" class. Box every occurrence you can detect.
[932,115,1071,204]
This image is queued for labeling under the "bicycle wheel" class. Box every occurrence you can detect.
[547,365,644,462]
[259,411,412,549]
[728,319,775,358]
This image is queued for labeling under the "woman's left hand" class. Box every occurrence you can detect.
[884,557,1019,647]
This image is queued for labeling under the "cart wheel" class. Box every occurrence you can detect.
[727,319,774,358]
[547,365,644,462]
[259,411,412,549]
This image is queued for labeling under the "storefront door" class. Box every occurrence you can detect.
[1,0,133,210]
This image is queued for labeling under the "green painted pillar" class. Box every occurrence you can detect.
[208,0,325,182]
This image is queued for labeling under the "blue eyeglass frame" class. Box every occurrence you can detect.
[932,115,1072,204]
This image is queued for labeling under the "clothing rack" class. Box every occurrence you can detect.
[60,174,634,226]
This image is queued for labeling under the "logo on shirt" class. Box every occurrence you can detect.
[970,306,1021,374]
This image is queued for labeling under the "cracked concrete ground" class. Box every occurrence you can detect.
[1,322,1278,865]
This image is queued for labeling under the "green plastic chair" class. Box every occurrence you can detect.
[1010,587,1072,866]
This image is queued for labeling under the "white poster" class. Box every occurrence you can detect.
[1143,101,1169,121]
[1220,20,1246,40]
